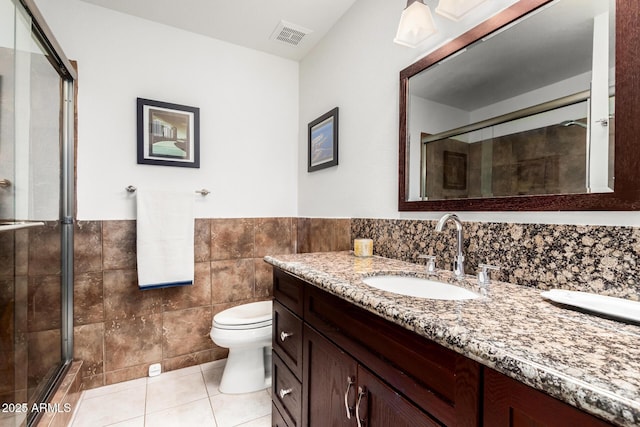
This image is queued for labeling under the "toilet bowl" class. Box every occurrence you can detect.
[210,300,273,394]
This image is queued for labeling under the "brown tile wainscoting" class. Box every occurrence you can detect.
[7,215,640,396]
[73,217,350,390]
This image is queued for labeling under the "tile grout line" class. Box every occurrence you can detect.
[143,377,148,427]
[201,367,220,426]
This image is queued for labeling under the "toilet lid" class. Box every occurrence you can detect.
[213,300,272,329]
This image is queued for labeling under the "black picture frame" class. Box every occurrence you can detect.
[308,107,338,172]
[137,98,200,168]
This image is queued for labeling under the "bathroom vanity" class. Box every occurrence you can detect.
[266,252,640,426]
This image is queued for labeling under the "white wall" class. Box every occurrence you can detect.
[298,0,640,226]
[35,0,299,220]
[408,96,469,201]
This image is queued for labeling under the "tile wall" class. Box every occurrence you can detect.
[11,215,637,394]
[73,217,350,390]
[0,223,63,407]
[424,123,588,201]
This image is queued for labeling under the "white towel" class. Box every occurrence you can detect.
[136,189,194,290]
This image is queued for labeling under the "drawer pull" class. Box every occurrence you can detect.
[344,376,355,419]
[280,331,294,342]
[356,386,367,427]
[279,388,293,399]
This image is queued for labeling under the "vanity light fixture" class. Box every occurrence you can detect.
[435,0,488,21]
[394,0,437,48]
[394,0,489,47]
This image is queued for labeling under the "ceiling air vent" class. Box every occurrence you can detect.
[270,20,312,46]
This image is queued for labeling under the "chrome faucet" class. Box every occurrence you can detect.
[435,213,465,279]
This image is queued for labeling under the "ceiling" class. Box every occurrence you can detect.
[78,0,359,61]
[410,0,615,111]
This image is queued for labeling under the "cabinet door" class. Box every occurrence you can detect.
[484,369,613,427]
[303,325,358,427]
[356,367,440,427]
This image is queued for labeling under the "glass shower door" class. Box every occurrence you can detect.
[0,0,75,425]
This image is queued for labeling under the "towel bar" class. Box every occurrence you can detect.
[126,186,210,196]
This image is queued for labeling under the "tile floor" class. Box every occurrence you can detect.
[68,360,271,427]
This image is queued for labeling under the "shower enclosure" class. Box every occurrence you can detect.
[0,0,76,425]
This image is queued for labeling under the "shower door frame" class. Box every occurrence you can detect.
[14,0,77,424]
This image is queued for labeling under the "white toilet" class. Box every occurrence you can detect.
[210,300,273,394]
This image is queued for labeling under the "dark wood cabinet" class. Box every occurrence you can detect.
[272,270,305,427]
[358,367,441,427]
[483,369,613,427]
[274,300,303,380]
[303,282,481,427]
[303,325,357,426]
[272,268,480,426]
[272,403,290,427]
[273,352,303,426]
[272,267,613,427]
[302,325,439,427]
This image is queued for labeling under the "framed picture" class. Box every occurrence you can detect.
[308,107,338,172]
[137,98,200,168]
[443,151,467,190]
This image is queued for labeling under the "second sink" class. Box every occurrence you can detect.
[363,275,480,300]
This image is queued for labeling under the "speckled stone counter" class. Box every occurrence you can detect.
[264,251,640,426]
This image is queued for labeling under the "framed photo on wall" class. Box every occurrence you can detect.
[308,107,338,172]
[137,98,200,168]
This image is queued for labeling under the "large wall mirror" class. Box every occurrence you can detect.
[399,0,640,211]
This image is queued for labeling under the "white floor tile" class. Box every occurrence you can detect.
[145,398,216,427]
[72,385,146,427]
[106,416,145,427]
[235,414,271,427]
[199,359,226,372]
[210,390,271,427]
[145,372,208,414]
[147,365,201,385]
[202,365,225,397]
[68,360,273,427]
[83,378,147,400]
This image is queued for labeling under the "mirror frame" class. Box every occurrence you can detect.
[399,0,640,211]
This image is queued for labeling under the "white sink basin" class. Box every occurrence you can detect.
[362,275,480,300]
[541,289,640,323]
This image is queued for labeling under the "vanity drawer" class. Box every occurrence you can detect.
[272,402,290,427]
[273,352,302,427]
[273,268,305,316]
[273,300,303,380]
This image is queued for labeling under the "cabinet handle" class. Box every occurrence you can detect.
[280,331,293,342]
[278,388,292,399]
[344,376,355,419]
[356,386,367,427]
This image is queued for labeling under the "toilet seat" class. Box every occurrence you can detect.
[213,300,272,330]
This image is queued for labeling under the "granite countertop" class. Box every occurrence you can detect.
[264,251,640,426]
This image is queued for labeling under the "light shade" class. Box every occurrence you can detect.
[435,0,488,21]
[394,0,437,48]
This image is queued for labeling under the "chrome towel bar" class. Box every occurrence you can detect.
[126,185,210,196]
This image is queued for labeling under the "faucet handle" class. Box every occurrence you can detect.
[418,255,437,274]
[477,263,500,285]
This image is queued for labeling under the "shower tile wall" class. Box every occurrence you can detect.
[0,223,62,406]
[73,217,350,390]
